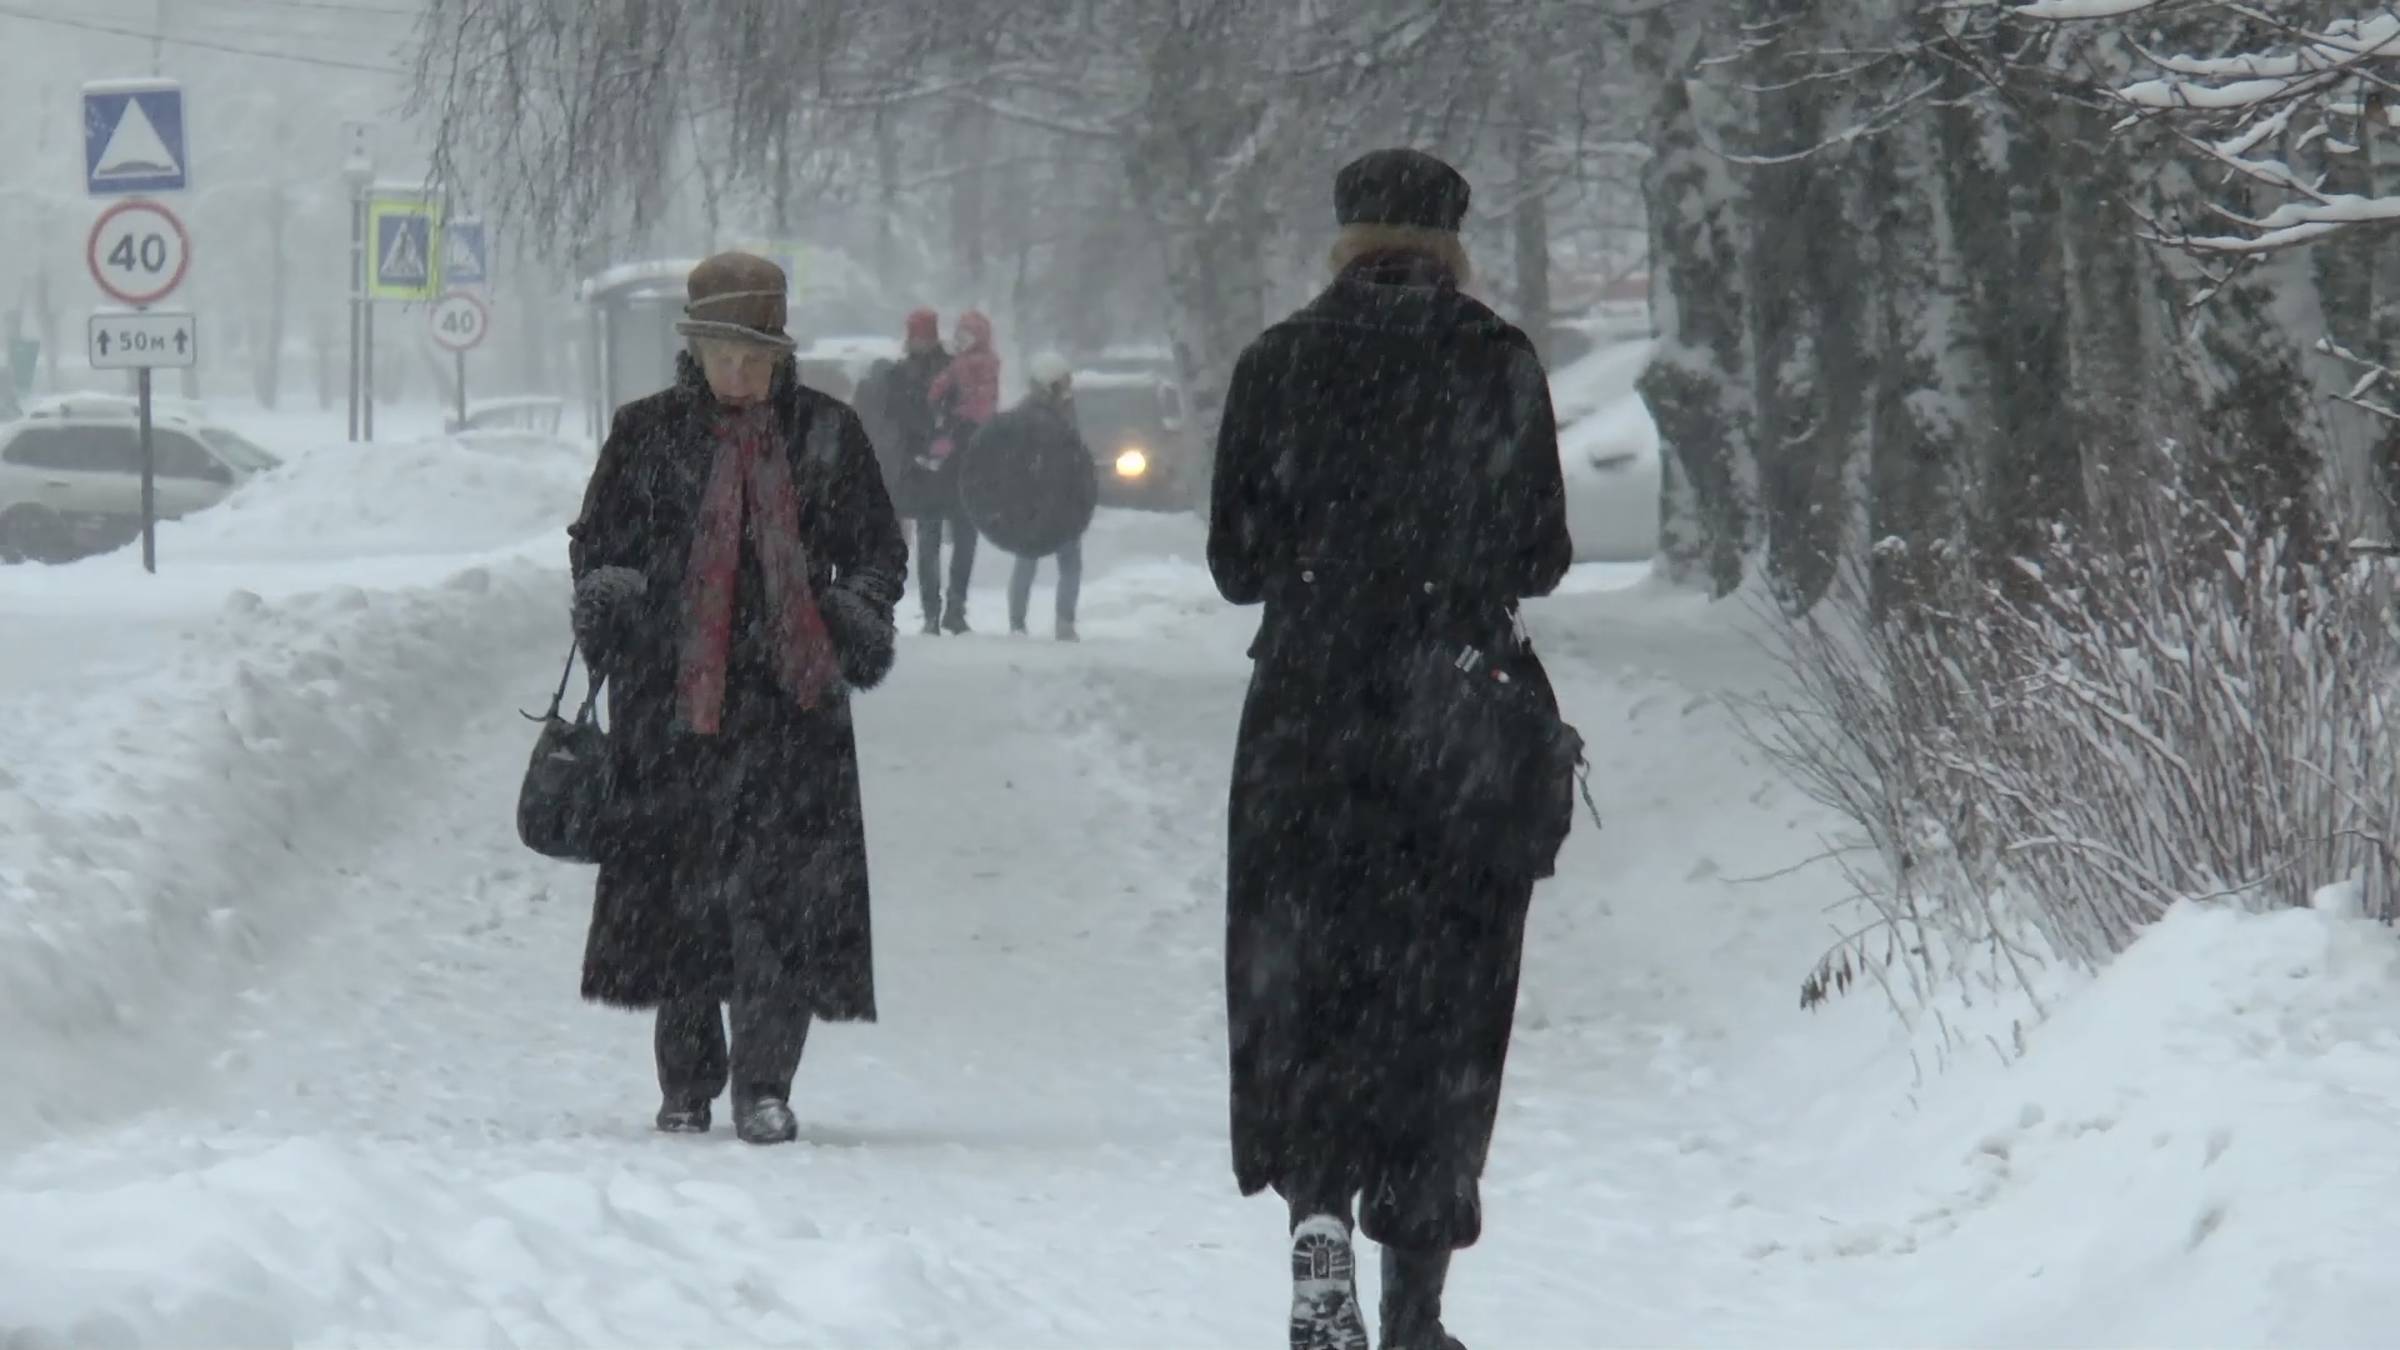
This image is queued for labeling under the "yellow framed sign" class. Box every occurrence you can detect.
[367,196,443,301]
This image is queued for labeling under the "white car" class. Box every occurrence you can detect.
[0,398,280,562]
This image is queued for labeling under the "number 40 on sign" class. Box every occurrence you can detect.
[429,291,488,352]
[86,199,190,307]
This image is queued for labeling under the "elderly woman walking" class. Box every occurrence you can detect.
[566,252,909,1145]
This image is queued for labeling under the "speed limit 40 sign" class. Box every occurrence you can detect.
[86,198,190,306]
[429,290,489,352]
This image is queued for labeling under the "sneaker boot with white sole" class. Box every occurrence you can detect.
[1290,1214,1371,1350]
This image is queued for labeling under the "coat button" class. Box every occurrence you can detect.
[1301,569,1315,583]
[1422,581,1435,594]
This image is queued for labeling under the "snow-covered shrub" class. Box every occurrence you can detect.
[1745,438,2400,1026]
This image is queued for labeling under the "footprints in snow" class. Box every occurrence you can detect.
[1758,1104,2242,1263]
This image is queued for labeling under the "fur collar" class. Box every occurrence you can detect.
[1299,266,1509,341]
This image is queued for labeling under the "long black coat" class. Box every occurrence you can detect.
[856,348,950,519]
[568,355,908,1020]
[958,396,1100,558]
[1207,259,1571,1248]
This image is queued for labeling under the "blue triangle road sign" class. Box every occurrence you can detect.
[83,82,188,196]
[445,220,490,288]
[377,213,433,287]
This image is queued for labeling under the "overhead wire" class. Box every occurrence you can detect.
[191,0,422,16]
[0,3,410,74]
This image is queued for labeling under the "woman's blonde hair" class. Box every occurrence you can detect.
[1328,223,1471,285]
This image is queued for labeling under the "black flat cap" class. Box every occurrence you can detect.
[1334,149,1471,232]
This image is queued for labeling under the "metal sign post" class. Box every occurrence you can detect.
[430,289,490,431]
[82,78,192,573]
[137,370,155,571]
[362,187,439,443]
[87,202,191,575]
[343,125,370,442]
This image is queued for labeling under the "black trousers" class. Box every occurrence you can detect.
[652,892,813,1106]
[915,509,978,624]
[655,995,811,1106]
[1278,1159,1482,1254]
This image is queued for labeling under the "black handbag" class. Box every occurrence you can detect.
[1388,631,1596,880]
[516,643,612,863]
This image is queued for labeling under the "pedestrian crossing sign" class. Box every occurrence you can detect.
[444,219,489,289]
[368,197,442,301]
[83,80,189,196]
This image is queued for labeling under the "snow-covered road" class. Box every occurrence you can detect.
[8,426,2400,1347]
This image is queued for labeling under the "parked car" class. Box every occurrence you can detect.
[0,401,280,563]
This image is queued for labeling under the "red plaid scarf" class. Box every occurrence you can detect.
[677,407,841,734]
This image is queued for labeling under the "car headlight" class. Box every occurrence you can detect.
[1114,447,1149,479]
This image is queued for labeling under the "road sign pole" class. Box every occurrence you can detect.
[364,293,375,442]
[137,366,156,574]
[428,290,490,421]
[348,189,362,441]
[342,122,372,445]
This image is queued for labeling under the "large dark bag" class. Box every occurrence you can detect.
[516,644,611,864]
[1373,342,1594,879]
[1388,631,1592,880]
[959,406,1100,557]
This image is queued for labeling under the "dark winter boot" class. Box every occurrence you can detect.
[1290,1215,1370,1350]
[655,1099,711,1134]
[734,1095,799,1145]
[1377,1248,1464,1350]
[920,616,942,636]
[1055,621,1078,643]
[942,606,971,636]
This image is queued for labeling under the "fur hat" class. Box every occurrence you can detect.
[905,307,941,347]
[1334,149,1470,232]
[675,252,795,349]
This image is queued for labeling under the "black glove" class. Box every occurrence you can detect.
[572,565,647,664]
[822,574,899,690]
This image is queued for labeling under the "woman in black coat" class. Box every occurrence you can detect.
[1208,152,1571,1350]
[567,253,908,1146]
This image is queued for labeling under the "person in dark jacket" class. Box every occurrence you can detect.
[567,252,909,1147]
[958,351,1100,641]
[922,310,1001,633]
[855,309,954,630]
[854,356,908,499]
[1207,150,1572,1350]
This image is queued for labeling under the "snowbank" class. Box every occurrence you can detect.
[1549,337,1661,563]
[1746,900,2400,1345]
[154,431,593,564]
[0,426,589,1144]
[0,561,568,1142]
